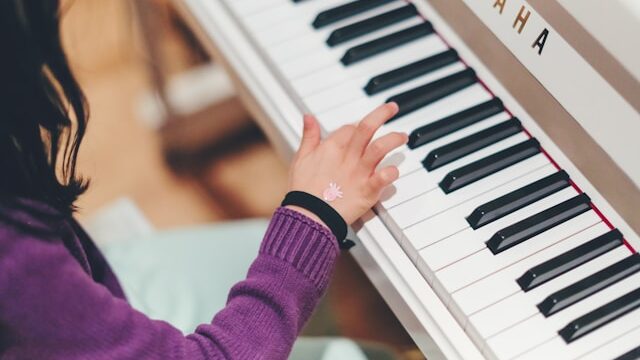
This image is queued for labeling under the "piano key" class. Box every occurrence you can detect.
[464,239,625,340]
[538,254,640,317]
[400,159,554,252]
[417,187,580,275]
[228,0,284,16]
[313,0,395,28]
[379,83,491,138]
[449,221,609,318]
[364,49,460,95]
[386,68,476,121]
[243,3,294,32]
[467,170,571,230]
[384,110,512,178]
[486,193,592,255]
[279,18,426,79]
[341,22,434,65]
[486,271,640,359]
[452,222,608,315]
[292,36,448,98]
[251,0,394,46]
[382,132,530,212]
[613,345,640,360]
[302,59,465,115]
[512,306,640,360]
[517,229,625,292]
[559,286,640,343]
[438,213,604,297]
[320,81,491,134]
[574,327,640,360]
[439,138,541,194]
[266,2,412,64]
[423,118,523,171]
[327,4,419,46]
[408,97,505,149]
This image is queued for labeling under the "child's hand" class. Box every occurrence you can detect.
[287,103,408,225]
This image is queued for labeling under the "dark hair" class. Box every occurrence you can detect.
[0,0,88,214]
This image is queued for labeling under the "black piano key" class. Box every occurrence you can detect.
[313,0,394,29]
[517,229,624,292]
[385,67,476,122]
[559,286,640,343]
[423,118,522,171]
[327,4,419,47]
[538,254,640,317]
[614,346,640,360]
[439,138,540,194]
[408,98,504,149]
[486,193,592,255]
[341,22,434,66]
[365,49,459,95]
[467,170,571,229]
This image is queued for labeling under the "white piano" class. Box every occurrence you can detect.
[169,0,640,358]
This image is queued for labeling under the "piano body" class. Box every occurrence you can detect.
[169,0,640,358]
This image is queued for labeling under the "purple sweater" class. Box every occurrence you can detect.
[0,198,339,359]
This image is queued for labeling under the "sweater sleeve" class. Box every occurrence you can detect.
[0,207,339,360]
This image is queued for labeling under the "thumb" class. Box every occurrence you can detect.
[298,114,321,157]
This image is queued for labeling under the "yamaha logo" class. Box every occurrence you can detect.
[492,0,550,55]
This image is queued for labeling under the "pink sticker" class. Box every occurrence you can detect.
[322,182,344,202]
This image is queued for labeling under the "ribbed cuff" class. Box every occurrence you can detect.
[260,207,339,292]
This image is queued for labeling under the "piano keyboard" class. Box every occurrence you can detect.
[213,1,640,358]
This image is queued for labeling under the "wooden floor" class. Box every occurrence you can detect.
[62,1,422,358]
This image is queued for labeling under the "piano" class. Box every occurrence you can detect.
[169,0,640,358]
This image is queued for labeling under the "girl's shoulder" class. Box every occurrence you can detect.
[0,197,70,243]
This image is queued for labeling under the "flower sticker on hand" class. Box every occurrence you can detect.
[322,182,344,202]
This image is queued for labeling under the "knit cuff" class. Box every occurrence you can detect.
[260,207,339,292]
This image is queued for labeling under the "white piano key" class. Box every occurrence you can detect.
[383,112,512,177]
[454,223,610,342]
[382,132,530,216]
[250,0,376,46]
[278,19,427,79]
[320,82,492,134]
[416,187,580,275]
[450,223,612,318]
[291,35,448,97]
[303,60,466,114]
[574,322,640,360]
[227,0,284,17]
[388,156,554,243]
[468,244,628,340]
[316,97,373,131]
[487,271,640,360]
[419,161,553,229]
[404,154,549,249]
[513,307,640,360]
[243,0,348,33]
[265,2,410,63]
[438,211,603,294]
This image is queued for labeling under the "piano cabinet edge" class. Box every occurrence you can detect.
[169,0,299,163]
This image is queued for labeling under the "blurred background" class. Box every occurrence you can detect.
[62,0,422,358]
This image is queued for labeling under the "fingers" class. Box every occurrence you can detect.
[348,102,399,157]
[367,166,400,195]
[297,114,321,157]
[361,131,408,169]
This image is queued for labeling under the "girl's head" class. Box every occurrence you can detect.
[0,0,88,213]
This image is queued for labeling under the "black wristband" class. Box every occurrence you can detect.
[281,191,354,250]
